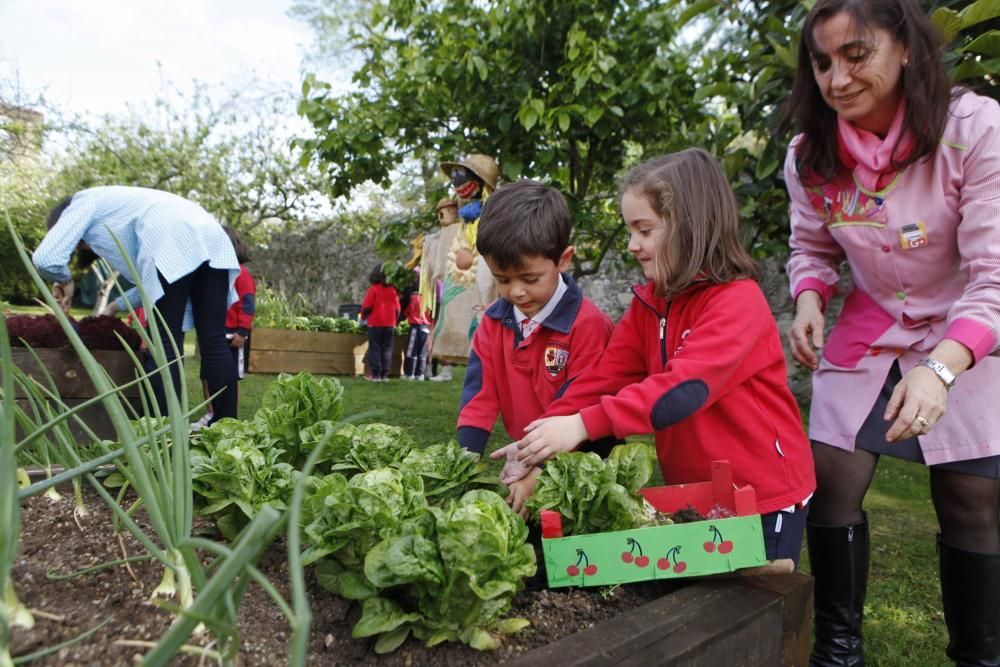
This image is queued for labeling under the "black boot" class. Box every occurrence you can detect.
[939,536,1000,666]
[808,517,869,666]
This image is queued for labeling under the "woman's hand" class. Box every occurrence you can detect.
[52,280,74,313]
[502,414,588,468]
[883,366,948,442]
[788,290,825,370]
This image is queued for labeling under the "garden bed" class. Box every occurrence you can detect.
[248,328,406,377]
[12,347,141,442]
[11,488,679,665]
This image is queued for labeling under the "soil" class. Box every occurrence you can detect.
[10,487,680,666]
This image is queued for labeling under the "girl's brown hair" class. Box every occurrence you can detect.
[782,0,953,183]
[621,149,759,299]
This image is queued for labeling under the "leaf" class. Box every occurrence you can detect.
[558,112,571,132]
[678,0,719,29]
[472,55,489,81]
[353,597,421,638]
[961,0,1000,28]
[494,617,531,634]
[755,153,779,180]
[585,106,604,127]
[931,7,964,43]
[961,30,1000,58]
[467,627,500,651]
[498,114,512,133]
[519,107,539,132]
[374,626,412,654]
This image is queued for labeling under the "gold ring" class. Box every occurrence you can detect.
[916,415,930,428]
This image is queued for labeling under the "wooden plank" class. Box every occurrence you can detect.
[15,396,143,444]
[248,349,362,375]
[742,573,813,667]
[251,328,367,354]
[511,574,812,666]
[11,348,140,398]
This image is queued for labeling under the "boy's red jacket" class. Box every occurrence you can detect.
[225,265,256,335]
[457,274,614,454]
[361,283,401,327]
[548,279,815,514]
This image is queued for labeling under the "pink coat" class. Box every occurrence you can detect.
[786,90,1000,464]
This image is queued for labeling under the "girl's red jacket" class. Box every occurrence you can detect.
[547,279,815,514]
[361,283,401,327]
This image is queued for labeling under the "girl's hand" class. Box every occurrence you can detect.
[512,414,588,468]
[788,290,825,370]
[230,333,246,348]
[883,366,948,442]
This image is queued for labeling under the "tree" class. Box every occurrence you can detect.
[295,0,711,276]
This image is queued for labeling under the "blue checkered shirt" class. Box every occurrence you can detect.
[32,186,239,330]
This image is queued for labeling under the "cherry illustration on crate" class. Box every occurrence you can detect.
[621,537,650,567]
[656,546,687,574]
[703,525,734,554]
[566,549,598,577]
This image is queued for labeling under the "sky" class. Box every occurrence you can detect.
[0,0,336,118]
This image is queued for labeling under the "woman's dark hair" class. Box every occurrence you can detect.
[47,195,74,229]
[368,263,386,285]
[782,0,953,182]
[222,226,250,264]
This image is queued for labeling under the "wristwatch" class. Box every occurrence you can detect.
[917,357,956,390]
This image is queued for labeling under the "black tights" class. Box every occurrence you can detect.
[809,442,1000,554]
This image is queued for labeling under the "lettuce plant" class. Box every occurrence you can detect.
[399,440,506,503]
[524,442,661,535]
[357,489,536,652]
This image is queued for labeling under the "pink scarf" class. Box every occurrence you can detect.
[836,101,913,191]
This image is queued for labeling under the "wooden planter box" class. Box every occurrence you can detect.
[512,572,813,666]
[248,328,406,376]
[12,347,141,443]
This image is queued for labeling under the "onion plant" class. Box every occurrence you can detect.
[6,219,303,666]
[1,317,32,667]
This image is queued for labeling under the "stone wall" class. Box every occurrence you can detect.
[251,225,381,315]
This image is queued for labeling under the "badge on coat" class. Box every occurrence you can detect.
[899,221,928,249]
[544,343,569,376]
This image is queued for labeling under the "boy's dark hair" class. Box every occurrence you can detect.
[781,0,953,183]
[621,149,759,299]
[222,225,250,264]
[47,195,74,230]
[475,179,571,270]
[368,263,386,285]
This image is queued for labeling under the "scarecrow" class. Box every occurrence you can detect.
[419,154,500,377]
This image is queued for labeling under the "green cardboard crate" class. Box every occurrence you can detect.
[540,460,767,587]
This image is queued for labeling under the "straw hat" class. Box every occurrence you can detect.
[439,154,500,192]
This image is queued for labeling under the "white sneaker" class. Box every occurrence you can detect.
[189,413,213,433]
[429,366,453,382]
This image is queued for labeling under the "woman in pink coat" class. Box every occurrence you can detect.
[783,1,1000,664]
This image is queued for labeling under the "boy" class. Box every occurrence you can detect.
[456,179,615,515]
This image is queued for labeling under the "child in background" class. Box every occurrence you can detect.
[361,263,401,381]
[401,273,432,380]
[457,179,616,515]
[502,150,816,565]
[192,226,255,429]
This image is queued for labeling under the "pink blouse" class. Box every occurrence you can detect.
[786,91,1000,464]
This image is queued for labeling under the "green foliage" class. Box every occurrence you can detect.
[296,0,707,276]
[524,442,661,536]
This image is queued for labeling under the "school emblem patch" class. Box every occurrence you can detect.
[544,343,569,376]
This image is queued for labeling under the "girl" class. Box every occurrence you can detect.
[361,263,401,381]
[502,149,816,565]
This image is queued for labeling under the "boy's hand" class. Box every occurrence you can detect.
[506,466,542,519]
[492,442,532,484]
[513,414,588,467]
